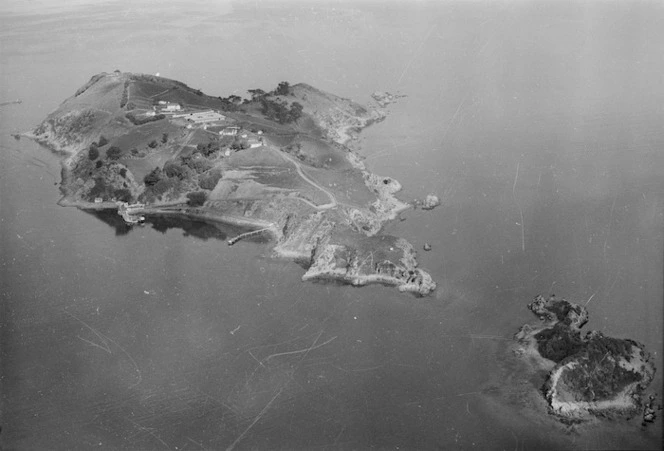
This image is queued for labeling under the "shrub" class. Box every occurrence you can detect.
[119,168,127,178]
[248,88,266,100]
[144,167,163,186]
[95,160,103,169]
[120,81,129,108]
[274,81,290,96]
[195,141,220,157]
[88,144,99,160]
[289,102,303,122]
[534,324,585,363]
[107,146,123,160]
[88,178,107,198]
[148,140,158,149]
[162,133,168,143]
[125,112,165,126]
[260,98,302,124]
[230,137,249,151]
[163,161,187,180]
[114,188,132,202]
[186,157,212,174]
[151,177,178,197]
[187,191,207,207]
[199,170,223,190]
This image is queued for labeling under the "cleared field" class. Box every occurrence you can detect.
[113,122,188,181]
[304,165,375,208]
[206,147,334,207]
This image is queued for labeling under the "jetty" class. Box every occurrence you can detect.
[227,227,272,245]
[117,202,146,224]
[0,100,22,107]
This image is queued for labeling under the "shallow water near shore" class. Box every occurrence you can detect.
[1,1,663,449]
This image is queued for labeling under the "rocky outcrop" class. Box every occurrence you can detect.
[415,194,440,211]
[371,91,405,108]
[514,295,656,420]
[303,238,436,296]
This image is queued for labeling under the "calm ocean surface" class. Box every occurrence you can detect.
[1,1,662,449]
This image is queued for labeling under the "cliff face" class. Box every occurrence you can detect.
[514,295,655,419]
[28,71,436,296]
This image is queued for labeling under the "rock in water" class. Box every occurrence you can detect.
[421,194,440,210]
[423,243,432,251]
[371,91,404,108]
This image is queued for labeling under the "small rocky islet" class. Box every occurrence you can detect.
[514,294,657,424]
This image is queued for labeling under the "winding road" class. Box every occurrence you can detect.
[272,148,337,210]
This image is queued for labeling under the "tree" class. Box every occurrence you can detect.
[162,133,169,144]
[230,137,248,151]
[164,161,187,180]
[88,178,107,198]
[144,167,163,186]
[248,89,266,100]
[186,157,212,174]
[114,188,132,203]
[274,81,290,96]
[199,170,223,190]
[228,95,242,105]
[88,144,99,160]
[202,141,220,157]
[288,102,304,122]
[187,191,207,207]
[107,146,123,160]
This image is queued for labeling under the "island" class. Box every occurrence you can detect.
[514,295,656,420]
[26,71,436,295]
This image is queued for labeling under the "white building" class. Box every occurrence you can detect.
[248,138,262,148]
[220,126,240,136]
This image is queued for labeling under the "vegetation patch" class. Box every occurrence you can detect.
[199,170,223,190]
[187,191,207,207]
[535,324,585,363]
[125,112,166,126]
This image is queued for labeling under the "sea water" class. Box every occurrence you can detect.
[1,1,662,449]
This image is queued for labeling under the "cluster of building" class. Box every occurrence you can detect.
[151,101,264,150]
[158,101,181,112]
[154,101,226,124]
